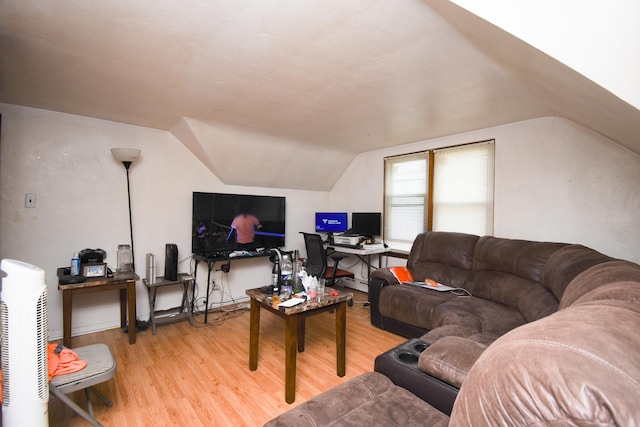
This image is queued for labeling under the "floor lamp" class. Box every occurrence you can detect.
[111,148,141,272]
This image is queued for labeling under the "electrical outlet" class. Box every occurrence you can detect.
[25,193,36,208]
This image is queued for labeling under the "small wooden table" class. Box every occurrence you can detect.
[58,271,138,348]
[143,274,194,335]
[246,287,353,404]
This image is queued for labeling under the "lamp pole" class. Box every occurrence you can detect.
[123,161,135,272]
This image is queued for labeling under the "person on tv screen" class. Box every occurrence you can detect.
[228,202,261,248]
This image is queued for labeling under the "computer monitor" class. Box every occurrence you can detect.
[315,212,348,233]
[351,212,381,239]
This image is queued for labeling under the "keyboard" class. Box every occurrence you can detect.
[330,243,362,249]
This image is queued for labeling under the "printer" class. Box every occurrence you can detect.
[332,234,362,246]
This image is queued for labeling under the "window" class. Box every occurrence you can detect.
[384,140,494,250]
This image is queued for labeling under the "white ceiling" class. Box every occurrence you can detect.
[1,0,639,190]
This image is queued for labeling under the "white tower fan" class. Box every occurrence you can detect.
[1,259,49,426]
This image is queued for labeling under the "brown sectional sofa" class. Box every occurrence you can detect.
[266,232,640,426]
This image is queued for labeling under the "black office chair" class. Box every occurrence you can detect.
[301,232,355,286]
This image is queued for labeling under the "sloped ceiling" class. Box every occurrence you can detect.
[1,0,639,190]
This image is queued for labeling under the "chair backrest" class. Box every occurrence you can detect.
[301,232,327,278]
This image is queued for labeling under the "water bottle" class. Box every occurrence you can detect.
[271,258,280,294]
[70,253,80,276]
[280,254,293,282]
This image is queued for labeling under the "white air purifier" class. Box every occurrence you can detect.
[1,259,49,426]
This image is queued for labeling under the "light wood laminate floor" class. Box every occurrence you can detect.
[47,290,405,426]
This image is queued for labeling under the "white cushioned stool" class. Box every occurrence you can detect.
[49,343,116,427]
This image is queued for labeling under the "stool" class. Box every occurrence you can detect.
[49,343,116,427]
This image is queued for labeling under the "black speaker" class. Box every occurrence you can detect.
[164,243,178,281]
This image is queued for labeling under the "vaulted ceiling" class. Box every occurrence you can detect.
[1,0,639,190]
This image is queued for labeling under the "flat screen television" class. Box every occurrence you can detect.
[192,192,286,255]
[351,212,382,239]
[315,212,348,233]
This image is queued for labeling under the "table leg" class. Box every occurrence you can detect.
[127,281,137,344]
[285,314,299,404]
[62,290,72,348]
[182,279,195,326]
[119,288,127,328]
[336,301,347,377]
[249,299,260,371]
[204,260,215,324]
[149,287,158,335]
[297,317,306,352]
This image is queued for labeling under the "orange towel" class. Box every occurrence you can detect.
[48,343,87,381]
[0,344,86,403]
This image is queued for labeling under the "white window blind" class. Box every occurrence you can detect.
[432,141,494,235]
[384,152,429,249]
[383,140,495,250]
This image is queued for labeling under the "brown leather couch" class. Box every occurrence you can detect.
[265,233,640,426]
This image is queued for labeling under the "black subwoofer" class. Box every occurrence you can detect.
[164,243,178,281]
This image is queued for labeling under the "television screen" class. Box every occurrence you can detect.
[315,212,348,233]
[351,212,382,238]
[192,192,286,255]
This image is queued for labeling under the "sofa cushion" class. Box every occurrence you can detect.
[543,244,613,301]
[467,270,558,322]
[264,372,449,427]
[418,336,487,388]
[408,232,478,288]
[450,282,640,426]
[378,284,457,330]
[559,260,640,309]
[430,296,526,338]
[468,237,567,322]
[472,236,566,283]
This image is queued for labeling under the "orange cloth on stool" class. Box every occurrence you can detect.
[48,343,87,381]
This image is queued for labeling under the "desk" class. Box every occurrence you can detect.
[59,271,138,348]
[326,244,389,285]
[246,287,353,404]
[143,274,194,335]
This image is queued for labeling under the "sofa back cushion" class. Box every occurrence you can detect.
[408,232,478,288]
[472,236,566,283]
[543,244,613,301]
[559,260,640,309]
[467,237,566,321]
[451,281,640,426]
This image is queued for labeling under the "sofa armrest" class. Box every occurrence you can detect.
[418,336,488,388]
[369,269,401,328]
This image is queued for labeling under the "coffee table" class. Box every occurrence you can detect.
[246,287,353,403]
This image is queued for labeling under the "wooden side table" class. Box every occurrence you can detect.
[143,274,194,335]
[246,287,353,403]
[58,271,138,348]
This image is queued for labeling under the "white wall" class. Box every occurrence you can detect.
[3,104,639,341]
[330,117,640,264]
[0,103,329,340]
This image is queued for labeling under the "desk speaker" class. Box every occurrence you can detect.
[164,244,178,281]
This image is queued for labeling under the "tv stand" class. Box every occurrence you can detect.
[193,251,272,323]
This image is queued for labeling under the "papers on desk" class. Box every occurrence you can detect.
[363,243,386,251]
[278,297,306,307]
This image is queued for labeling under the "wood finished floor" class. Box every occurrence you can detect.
[47,290,405,426]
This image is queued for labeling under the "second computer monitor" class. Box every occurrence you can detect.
[351,212,381,239]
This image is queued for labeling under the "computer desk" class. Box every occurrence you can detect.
[325,243,389,286]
